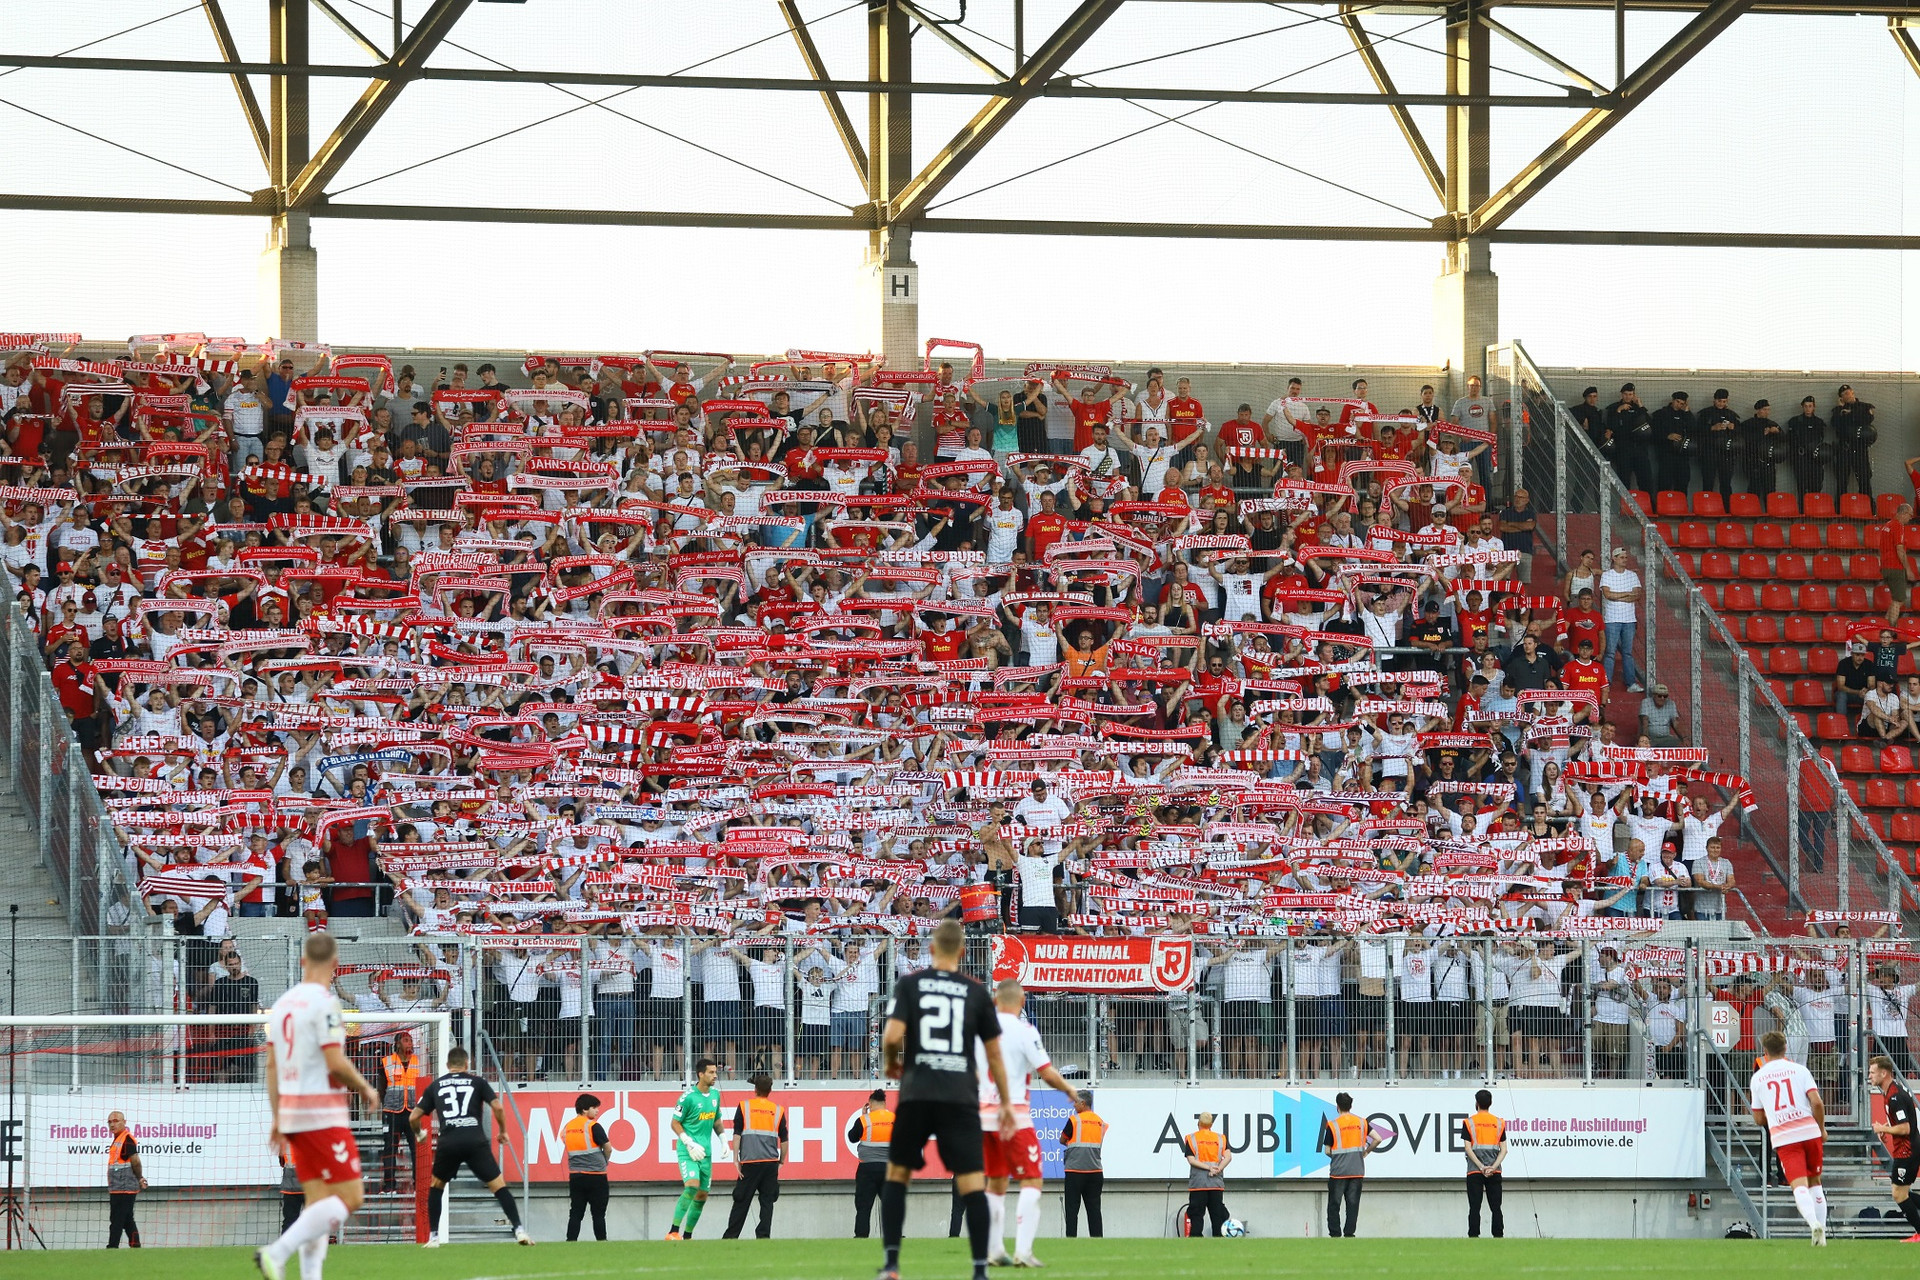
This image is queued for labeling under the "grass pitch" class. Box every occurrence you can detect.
[0,1238,1907,1279]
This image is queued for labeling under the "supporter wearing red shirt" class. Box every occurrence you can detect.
[1051,373,1118,451]
[1168,378,1205,430]
[922,622,967,662]
[1562,589,1604,654]
[1561,638,1609,705]
[324,831,376,916]
[1217,405,1262,454]
[1025,492,1069,561]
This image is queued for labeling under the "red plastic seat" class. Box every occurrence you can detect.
[1841,744,1878,773]
[1693,492,1727,518]
[1905,778,1920,807]
[1724,583,1759,611]
[1852,553,1884,580]
[1775,553,1810,581]
[1629,490,1654,516]
[1797,679,1837,707]
[1656,520,1680,545]
[1713,521,1749,549]
[1697,583,1723,609]
[1879,494,1907,519]
[1789,522,1825,549]
[1758,583,1794,611]
[1667,551,1696,576]
[1826,522,1859,551]
[1752,522,1787,550]
[1882,746,1918,775]
[1836,492,1872,519]
[1901,653,1917,676]
[1905,525,1920,551]
[1744,615,1781,643]
[1803,493,1837,519]
[1729,493,1763,518]
[1808,646,1840,675]
[1800,584,1836,611]
[1700,551,1735,580]
[1731,552,1768,580]
[1820,615,1853,644]
[1835,584,1871,612]
[1657,491,1690,517]
[1781,615,1817,643]
[1892,812,1920,844]
[1768,648,1805,675]
[1678,521,1711,549]
[1876,586,1895,612]
[1812,554,1846,580]
[1816,712,1853,739]
[1870,780,1908,808]
[1768,492,1801,518]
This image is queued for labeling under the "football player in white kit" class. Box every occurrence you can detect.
[257,934,381,1280]
[977,980,1076,1267]
[1749,1029,1829,1244]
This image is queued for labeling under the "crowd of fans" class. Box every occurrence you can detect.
[2,332,1901,1085]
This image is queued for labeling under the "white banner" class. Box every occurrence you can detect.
[18,1089,278,1187]
[1025,1084,1703,1180]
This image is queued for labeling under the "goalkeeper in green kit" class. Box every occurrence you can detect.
[666,1058,724,1239]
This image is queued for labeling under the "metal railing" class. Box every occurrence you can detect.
[1488,340,1917,925]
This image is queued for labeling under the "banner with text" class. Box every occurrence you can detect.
[18,1090,278,1187]
[990,935,1197,993]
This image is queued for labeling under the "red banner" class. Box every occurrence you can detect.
[990,935,1196,994]
[503,1087,932,1182]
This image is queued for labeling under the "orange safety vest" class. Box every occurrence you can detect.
[1064,1112,1106,1172]
[1186,1129,1222,1163]
[1324,1112,1369,1178]
[738,1097,786,1163]
[1464,1110,1505,1173]
[381,1052,422,1112]
[856,1107,894,1162]
[563,1114,609,1174]
[107,1131,139,1192]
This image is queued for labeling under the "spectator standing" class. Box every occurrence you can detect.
[1450,375,1499,491]
[1497,489,1537,583]
[1875,503,1914,626]
[1638,683,1684,746]
[1598,548,1644,692]
[1261,377,1308,470]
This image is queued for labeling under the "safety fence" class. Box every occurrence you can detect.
[1486,341,1916,924]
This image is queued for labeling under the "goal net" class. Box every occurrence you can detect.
[0,1012,450,1250]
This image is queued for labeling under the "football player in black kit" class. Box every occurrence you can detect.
[1869,1055,1920,1240]
[408,1046,533,1247]
[876,918,1015,1280]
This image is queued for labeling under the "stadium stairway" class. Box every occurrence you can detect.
[0,754,96,1010]
[1708,1121,1914,1239]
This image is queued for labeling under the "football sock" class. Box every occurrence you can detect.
[1016,1187,1041,1257]
[297,1235,328,1280]
[1810,1185,1827,1225]
[672,1187,694,1228]
[1900,1195,1920,1232]
[881,1180,908,1269]
[267,1196,347,1266]
[986,1191,1006,1252]
[684,1196,706,1236]
[428,1187,444,1233]
[1791,1186,1819,1229]
[963,1189,991,1277]
[495,1188,523,1229]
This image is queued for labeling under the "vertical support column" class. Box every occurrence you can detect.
[862,1,917,371]
[1554,407,1569,571]
[1689,595,1703,756]
[262,0,317,341]
[1642,526,1658,694]
[1433,3,1496,399]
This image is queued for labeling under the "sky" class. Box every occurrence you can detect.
[0,0,1916,371]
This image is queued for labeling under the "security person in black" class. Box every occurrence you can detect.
[1568,386,1605,448]
[1833,384,1877,499]
[1649,392,1697,494]
[724,1073,789,1239]
[875,917,1015,1280]
[1699,390,1742,502]
[1605,383,1654,493]
[409,1046,532,1246]
[1787,396,1830,498]
[561,1094,612,1242]
[1742,400,1784,496]
[849,1089,894,1237]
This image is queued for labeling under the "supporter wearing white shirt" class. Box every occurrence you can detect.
[980,492,1025,565]
[1599,548,1644,691]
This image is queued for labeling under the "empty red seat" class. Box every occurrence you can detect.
[1677,521,1711,548]
[1775,553,1810,580]
[1870,780,1907,808]
[1835,584,1871,612]
[1820,615,1854,643]
[1713,521,1748,549]
[1789,522,1824,549]
[1875,586,1894,612]
[1697,583,1723,609]
[1693,492,1727,518]
[1700,551,1735,580]
[1730,493,1763,517]
[1901,653,1917,676]
[1813,554,1845,580]
[1808,646,1840,674]
[1656,491,1689,517]
[1827,522,1859,551]
[1781,615,1816,643]
[1753,522,1786,550]
[1732,552,1769,580]
[1879,494,1907,519]
[1906,526,1920,551]
[1769,648,1805,675]
[1837,492,1872,519]
[1797,678,1836,707]
[1852,553,1884,580]
[1816,712,1853,739]
[1724,583,1759,611]
[1759,583,1794,611]
[1768,492,1801,518]
[1744,615,1781,643]
[1905,778,1920,807]
[1892,812,1920,844]
[1842,744,1878,773]
[1800,584,1836,611]
[1882,746,1918,774]
[1803,493,1837,519]
[1629,490,1653,516]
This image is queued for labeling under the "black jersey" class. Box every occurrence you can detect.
[1887,1085,1916,1161]
[887,967,1000,1105]
[413,1070,498,1137]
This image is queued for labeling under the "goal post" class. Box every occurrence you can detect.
[0,1012,450,1250]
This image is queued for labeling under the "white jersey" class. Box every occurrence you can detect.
[977,1011,1050,1129]
[270,981,351,1133]
[1748,1057,1822,1145]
